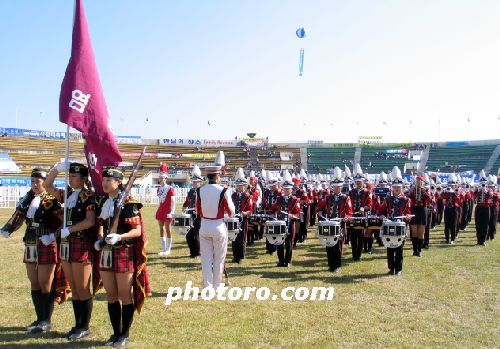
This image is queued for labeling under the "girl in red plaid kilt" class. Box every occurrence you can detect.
[94,167,150,348]
[44,162,96,340]
[1,168,65,334]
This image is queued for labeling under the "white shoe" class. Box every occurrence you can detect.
[158,251,168,257]
[163,250,171,255]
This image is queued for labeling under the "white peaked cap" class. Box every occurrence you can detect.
[391,166,402,181]
[283,170,292,180]
[215,151,225,166]
[249,170,255,178]
[378,171,386,182]
[300,169,307,179]
[354,163,363,176]
[447,173,456,183]
[261,169,267,180]
[479,170,488,182]
[344,165,352,178]
[192,165,202,178]
[235,167,245,181]
[436,176,442,184]
[319,173,324,181]
[332,167,343,181]
[424,173,430,183]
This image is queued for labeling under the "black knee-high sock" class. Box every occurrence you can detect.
[107,302,121,336]
[411,238,417,253]
[120,304,134,338]
[72,300,82,328]
[31,290,43,322]
[40,292,54,322]
[368,237,373,251]
[80,298,93,330]
[418,239,423,253]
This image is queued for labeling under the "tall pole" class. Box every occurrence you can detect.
[63,125,70,230]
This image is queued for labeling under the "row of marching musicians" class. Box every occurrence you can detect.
[169,163,498,277]
[1,163,151,348]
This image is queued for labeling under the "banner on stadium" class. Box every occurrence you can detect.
[386,148,408,154]
[0,177,65,187]
[116,135,141,144]
[183,153,215,159]
[359,136,383,145]
[0,127,66,140]
[160,138,237,147]
[242,137,266,148]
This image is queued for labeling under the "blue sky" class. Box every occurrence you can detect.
[1,0,499,143]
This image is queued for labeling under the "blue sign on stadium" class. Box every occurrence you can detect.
[0,127,66,139]
[0,177,65,187]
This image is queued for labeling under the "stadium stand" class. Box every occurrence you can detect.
[425,143,497,173]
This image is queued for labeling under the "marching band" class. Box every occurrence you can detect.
[1,150,498,347]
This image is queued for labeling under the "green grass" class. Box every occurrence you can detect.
[0,206,498,348]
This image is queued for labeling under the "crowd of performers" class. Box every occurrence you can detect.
[170,163,498,277]
[1,159,498,346]
[1,163,150,348]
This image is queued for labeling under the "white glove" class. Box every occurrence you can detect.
[105,233,121,245]
[60,227,71,239]
[55,161,70,173]
[94,239,103,251]
[166,213,173,219]
[2,230,10,238]
[39,233,56,246]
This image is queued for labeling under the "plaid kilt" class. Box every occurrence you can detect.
[66,234,95,264]
[24,240,57,264]
[99,244,135,273]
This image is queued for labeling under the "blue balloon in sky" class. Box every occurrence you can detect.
[296,27,306,38]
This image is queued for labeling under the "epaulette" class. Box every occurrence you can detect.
[125,196,140,205]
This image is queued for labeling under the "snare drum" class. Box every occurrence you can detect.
[367,215,382,229]
[264,220,287,245]
[173,214,192,236]
[224,217,240,242]
[350,217,367,229]
[316,221,341,247]
[380,221,406,248]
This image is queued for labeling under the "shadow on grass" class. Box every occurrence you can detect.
[0,326,102,347]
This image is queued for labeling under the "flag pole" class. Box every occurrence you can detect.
[63,124,70,230]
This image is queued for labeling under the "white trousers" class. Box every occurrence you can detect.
[199,219,228,289]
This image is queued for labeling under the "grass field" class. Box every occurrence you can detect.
[0,206,498,349]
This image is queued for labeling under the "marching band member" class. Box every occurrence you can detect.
[435,177,444,225]
[231,168,253,264]
[270,171,301,267]
[423,174,435,249]
[247,170,261,246]
[348,165,373,261]
[440,174,461,245]
[371,171,390,248]
[316,167,352,273]
[408,174,431,256]
[156,172,175,256]
[474,171,492,245]
[183,166,203,258]
[1,169,65,333]
[44,162,96,340]
[94,167,150,347]
[487,175,498,241]
[377,167,411,275]
[262,173,281,255]
[195,152,235,289]
[342,165,353,195]
[293,171,310,246]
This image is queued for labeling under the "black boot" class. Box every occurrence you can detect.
[106,302,121,346]
[32,292,53,333]
[27,290,43,332]
[114,304,134,347]
[66,300,81,339]
[417,239,423,257]
[69,298,92,340]
[411,238,418,256]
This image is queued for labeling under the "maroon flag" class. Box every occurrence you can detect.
[59,0,122,195]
